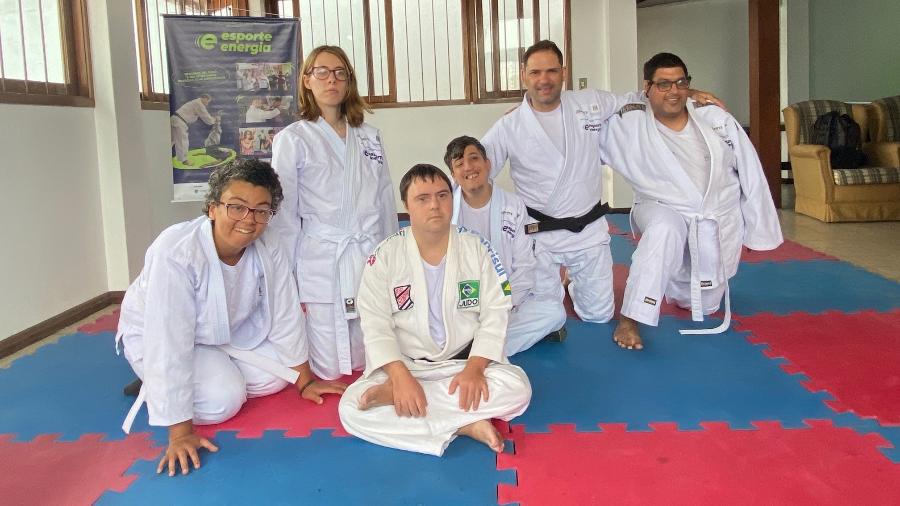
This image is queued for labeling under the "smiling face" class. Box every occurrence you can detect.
[207,180,272,261]
[404,175,453,236]
[522,50,567,111]
[645,66,690,122]
[302,50,349,109]
[449,144,491,196]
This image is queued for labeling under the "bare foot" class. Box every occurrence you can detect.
[457,420,504,453]
[613,316,644,350]
[359,379,393,410]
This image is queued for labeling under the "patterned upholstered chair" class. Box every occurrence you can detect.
[783,100,900,222]
[868,95,900,167]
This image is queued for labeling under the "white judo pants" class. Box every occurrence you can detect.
[505,293,567,356]
[123,338,292,425]
[533,234,615,324]
[170,116,190,162]
[338,361,532,456]
[622,201,725,326]
[305,302,366,380]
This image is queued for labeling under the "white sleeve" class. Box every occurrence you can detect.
[263,244,309,367]
[376,131,399,240]
[481,119,509,181]
[141,255,198,427]
[508,200,536,307]
[269,130,305,269]
[469,243,512,363]
[198,103,216,126]
[357,245,406,373]
[591,89,645,122]
[724,114,784,251]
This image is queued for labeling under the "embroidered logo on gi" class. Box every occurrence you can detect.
[366,254,376,266]
[700,280,713,288]
[643,296,657,306]
[394,285,413,310]
[457,280,480,308]
[617,103,646,117]
[344,298,356,313]
[501,280,512,297]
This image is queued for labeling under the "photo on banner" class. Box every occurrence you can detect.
[164,15,299,202]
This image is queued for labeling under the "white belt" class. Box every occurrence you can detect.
[303,220,371,319]
[121,345,299,434]
[679,216,731,335]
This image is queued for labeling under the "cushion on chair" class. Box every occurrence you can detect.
[872,96,900,142]
[792,100,854,144]
[832,166,900,186]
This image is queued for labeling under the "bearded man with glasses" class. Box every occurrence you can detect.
[115,159,346,477]
[599,52,783,350]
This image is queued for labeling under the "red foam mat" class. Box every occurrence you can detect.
[497,420,897,505]
[0,433,160,505]
[78,309,120,335]
[735,310,900,425]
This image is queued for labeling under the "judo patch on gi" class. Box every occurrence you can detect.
[394,285,413,310]
[501,280,512,297]
[643,296,657,306]
[458,280,480,308]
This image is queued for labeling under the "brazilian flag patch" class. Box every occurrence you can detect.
[501,280,512,297]
[457,280,480,308]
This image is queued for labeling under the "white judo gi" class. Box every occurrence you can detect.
[451,186,566,355]
[116,217,308,431]
[338,227,532,456]
[270,118,398,380]
[482,89,638,323]
[600,99,783,331]
[171,98,216,162]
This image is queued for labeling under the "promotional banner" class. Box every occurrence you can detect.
[164,15,299,202]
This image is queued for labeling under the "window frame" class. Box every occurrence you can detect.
[0,0,94,107]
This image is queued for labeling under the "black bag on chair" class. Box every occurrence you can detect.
[811,111,868,169]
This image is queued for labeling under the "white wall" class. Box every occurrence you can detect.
[0,104,108,338]
[637,0,750,125]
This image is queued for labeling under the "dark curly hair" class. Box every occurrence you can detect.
[203,159,284,214]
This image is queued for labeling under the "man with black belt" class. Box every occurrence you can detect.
[482,40,720,327]
[171,94,217,165]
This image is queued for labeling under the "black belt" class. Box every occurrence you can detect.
[424,341,472,362]
[525,200,610,234]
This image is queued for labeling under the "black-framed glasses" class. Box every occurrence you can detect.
[307,66,350,81]
[651,76,692,91]
[218,202,276,223]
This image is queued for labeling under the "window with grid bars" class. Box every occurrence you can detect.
[0,0,92,106]
[135,0,568,106]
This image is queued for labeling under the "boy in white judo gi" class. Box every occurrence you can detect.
[600,52,783,350]
[482,40,722,329]
[116,160,346,476]
[445,135,566,355]
[338,164,532,456]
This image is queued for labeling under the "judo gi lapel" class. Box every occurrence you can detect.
[489,185,503,245]
[687,99,727,206]
[442,229,462,355]
[643,104,704,206]
[518,96,566,166]
[451,186,463,225]
[199,218,231,345]
[405,230,434,352]
[251,237,275,339]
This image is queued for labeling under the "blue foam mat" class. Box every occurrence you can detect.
[98,429,514,505]
[508,317,836,432]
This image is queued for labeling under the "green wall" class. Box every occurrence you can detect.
[809,0,900,101]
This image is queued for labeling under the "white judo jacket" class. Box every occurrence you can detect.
[451,186,535,308]
[270,118,398,313]
[116,216,308,426]
[357,227,513,377]
[481,89,639,251]
[600,98,783,321]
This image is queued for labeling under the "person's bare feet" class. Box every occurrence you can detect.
[457,420,504,453]
[613,316,643,350]
[359,379,394,410]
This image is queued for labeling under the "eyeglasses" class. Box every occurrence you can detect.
[307,66,350,81]
[218,202,276,223]
[650,76,692,91]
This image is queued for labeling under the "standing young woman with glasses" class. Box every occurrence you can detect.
[115,159,346,477]
[269,46,398,381]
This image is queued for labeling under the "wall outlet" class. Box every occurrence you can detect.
[578,77,588,90]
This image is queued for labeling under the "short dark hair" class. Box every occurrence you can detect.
[643,52,689,82]
[443,135,487,171]
[522,40,563,67]
[204,159,284,214]
[399,164,452,203]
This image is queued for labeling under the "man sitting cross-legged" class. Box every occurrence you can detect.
[338,164,532,456]
[445,135,566,356]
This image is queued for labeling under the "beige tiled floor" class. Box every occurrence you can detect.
[779,185,900,282]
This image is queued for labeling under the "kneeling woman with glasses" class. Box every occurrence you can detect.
[269,45,398,382]
[116,159,346,477]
